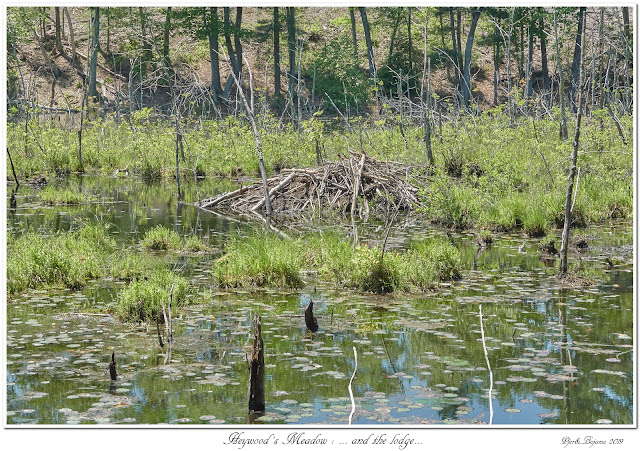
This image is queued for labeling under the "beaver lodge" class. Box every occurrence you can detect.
[200,153,422,217]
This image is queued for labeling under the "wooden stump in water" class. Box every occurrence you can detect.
[304,300,319,333]
[109,352,117,381]
[248,314,265,413]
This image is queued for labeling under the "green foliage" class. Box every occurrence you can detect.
[311,35,369,111]
[7,7,48,42]
[117,268,192,322]
[142,225,181,250]
[7,223,115,293]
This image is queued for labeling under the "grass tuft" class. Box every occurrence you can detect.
[142,225,182,250]
[7,223,115,293]
[117,268,192,322]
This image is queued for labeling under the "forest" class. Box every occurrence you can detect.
[5,6,634,427]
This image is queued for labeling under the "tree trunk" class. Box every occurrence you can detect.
[360,7,376,79]
[507,9,513,118]
[248,314,265,413]
[163,7,171,64]
[225,55,273,216]
[387,16,401,66]
[139,7,152,78]
[622,7,630,42]
[560,18,586,277]
[64,8,77,63]
[569,7,586,112]
[54,7,64,56]
[349,7,359,70]
[208,7,222,101]
[539,17,551,107]
[274,7,281,97]
[234,7,244,75]
[421,9,433,165]
[518,20,525,80]
[493,19,500,106]
[287,7,296,103]
[106,9,110,55]
[439,12,452,82]
[461,8,482,108]
[449,8,461,97]
[554,10,568,140]
[88,7,100,98]
[456,9,463,75]
[525,23,534,101]
[222,7,239,101]
[407,9,413,72]
[175,117,182,201]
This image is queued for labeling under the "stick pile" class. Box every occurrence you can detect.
[200,153,421,216]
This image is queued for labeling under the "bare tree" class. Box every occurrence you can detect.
[559,18,586,277]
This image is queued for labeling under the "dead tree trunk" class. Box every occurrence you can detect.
[175,117,182,201]
[304,300,319,332]
[559,18,586,277]
[554,9,568,140]
[569,7,586,113]
[224,52,273,216]
[248,314,265,413]
[7,148,20,187]
[109,352,117,380]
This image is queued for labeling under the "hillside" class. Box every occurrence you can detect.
[7,6,632,117]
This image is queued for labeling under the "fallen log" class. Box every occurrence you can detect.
[201,185,248,209]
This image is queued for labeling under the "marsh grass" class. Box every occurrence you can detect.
[39,185,89,205]
[142,226,212,253]
[7,223,115,293]
[7,113,632,233]
[142,225,182,250]
[215,233,304,288]
[183,235,211,253]
[117,268,193,322]
[215,232,462,293]
[110,252,151,281]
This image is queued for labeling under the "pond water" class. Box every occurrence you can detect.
[6,175,634,425]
